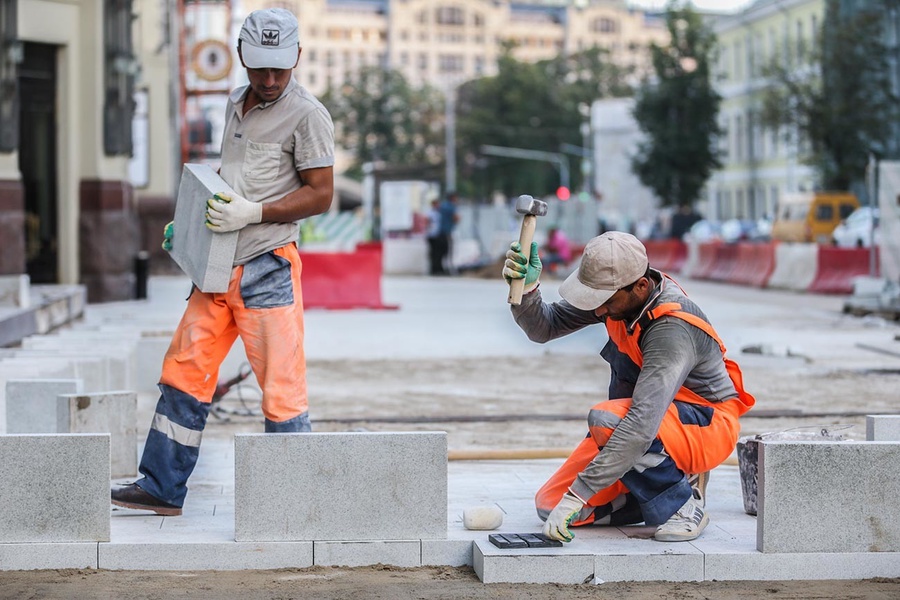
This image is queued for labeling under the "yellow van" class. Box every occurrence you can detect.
[771,192,860,243]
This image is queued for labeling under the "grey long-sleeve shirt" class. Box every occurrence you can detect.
[511,271,737,500]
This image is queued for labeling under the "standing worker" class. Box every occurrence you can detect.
[112,8,334,516]
[502,232,754,542]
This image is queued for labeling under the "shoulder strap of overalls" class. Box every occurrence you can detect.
[633,279,756,414]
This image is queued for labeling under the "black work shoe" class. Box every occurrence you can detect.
[111,483,182,516]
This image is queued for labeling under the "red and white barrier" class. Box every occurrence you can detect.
[644,240,688,274]
[808,247,879,294]
[299,243,398,310]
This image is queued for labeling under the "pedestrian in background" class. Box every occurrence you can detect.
[426,198,443,275]
[541,225,572,275]
[436,191,459,275]
[112,7,334,516]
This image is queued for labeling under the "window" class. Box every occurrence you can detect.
[436,6,464,26]
[104,0,137,155]
[593,17,618,33]
[418,53,428,70]
[438,54,463,73]
[815,204,834,222]
[839,203,856,219]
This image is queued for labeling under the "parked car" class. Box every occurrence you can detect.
[771,191,859,243]
[831,206,880,248]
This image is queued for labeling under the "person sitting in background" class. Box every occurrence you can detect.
[542,226,572,275]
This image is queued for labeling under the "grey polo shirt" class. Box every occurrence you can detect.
[220,78,335,265]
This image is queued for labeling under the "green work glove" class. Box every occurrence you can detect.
[162,221,174,252]
[502,241,542,291]
[542,491,585,543]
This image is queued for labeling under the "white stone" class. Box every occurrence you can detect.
[463,506,504,531]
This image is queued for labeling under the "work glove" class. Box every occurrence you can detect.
[542,491,585,543]
[161,221,174,252]
[502,241,542,292]
[205,192,262,233]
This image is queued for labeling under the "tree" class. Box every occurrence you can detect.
[455,44,633,199]
[631,4,722,209]
[322,67,445,180]
[760,0,899,192]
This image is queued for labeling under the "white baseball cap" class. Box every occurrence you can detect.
[239,8,300,69]
[558,232,649,310]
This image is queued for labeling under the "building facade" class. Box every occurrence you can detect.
[0,0,169,301]
[241,0,669,96]
[708,0,824,222]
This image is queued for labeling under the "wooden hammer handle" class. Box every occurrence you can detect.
[508,214,537,305]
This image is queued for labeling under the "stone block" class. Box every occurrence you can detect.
[422,539,473,567]
[5,379,83,433]
[0,274,29,308]
[22,336,136,390]
[867,415,900,441]
[0,543,98,570]
[170,164,240,293]
[58,392,138,478]
[234,432,447,542]
[473,540,595,584]
[313,541,421,567]
[99,542,313,570]
[0,434,110,542]
[758,441,900,553]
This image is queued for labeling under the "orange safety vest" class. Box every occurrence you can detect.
[603,290,756,474]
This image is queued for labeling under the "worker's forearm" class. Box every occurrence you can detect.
[511,287,600,343]
[261,185,332,223]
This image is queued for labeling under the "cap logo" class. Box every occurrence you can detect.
[261,29,280,46]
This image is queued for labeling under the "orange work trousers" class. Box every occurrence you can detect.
[535,397,742,526]
[160,243,307,423]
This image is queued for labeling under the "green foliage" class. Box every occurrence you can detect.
[322,67,445,180]
[455,44,634,199]
[760,0,899,191]
[631,3,722,208]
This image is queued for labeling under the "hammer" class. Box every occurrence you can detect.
[508,194,548,305]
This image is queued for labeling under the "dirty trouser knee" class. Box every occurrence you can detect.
[135,384,211,507]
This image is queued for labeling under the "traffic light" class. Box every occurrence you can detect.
[556,186,571,201]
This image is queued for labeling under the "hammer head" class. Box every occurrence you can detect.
[514,195,548,217]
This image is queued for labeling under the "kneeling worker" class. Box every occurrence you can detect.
[502,232,755,542]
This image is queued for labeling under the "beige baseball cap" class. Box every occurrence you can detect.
[239,8,300,69]
[558,232,649,310]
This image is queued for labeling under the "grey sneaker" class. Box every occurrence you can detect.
[654,491,708,542]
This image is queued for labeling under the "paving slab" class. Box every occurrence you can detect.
[867,415,900,441]
[234,432,447,542]
[0,434,110,543]
[758,441,900,553]
[0,542,98,570]
[170,163,240,293]
[5,379,83,433]
[313,541,421,567]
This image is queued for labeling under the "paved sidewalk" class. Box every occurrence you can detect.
[4,274,900,581]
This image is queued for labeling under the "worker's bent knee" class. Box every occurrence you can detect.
[265,411,311,433]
